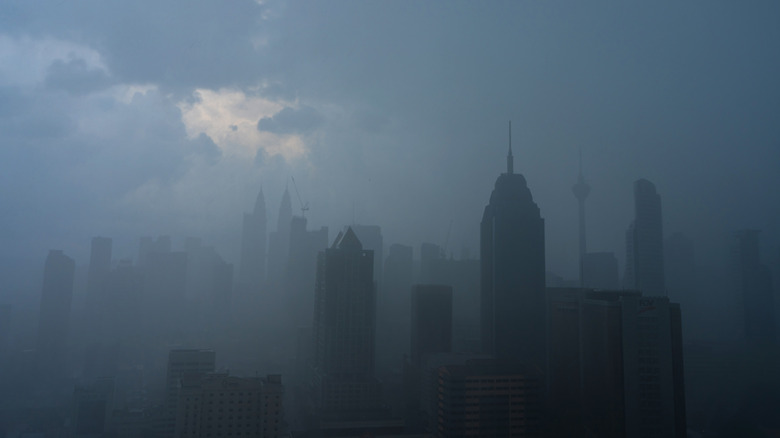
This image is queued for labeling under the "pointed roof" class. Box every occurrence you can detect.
[337,227,363,250]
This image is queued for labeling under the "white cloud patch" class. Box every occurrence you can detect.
[178,88,308,162]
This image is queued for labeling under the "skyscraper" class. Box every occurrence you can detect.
[480,125,546,368]
[624,179,666,296]
[572,151,590,287]
[238,188,267,290]
[410,284,453,367]
[311,227,381,421]
[733,230,776,344]
[85,236,112,313]
[37,250,75,368]
[267,185,293,286]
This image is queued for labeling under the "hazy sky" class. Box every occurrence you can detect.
[1,1,779,279]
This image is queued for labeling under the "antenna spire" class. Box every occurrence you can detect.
[507,121,514,174]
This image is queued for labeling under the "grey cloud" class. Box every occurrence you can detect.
[257,105,323,134]
[44,58,113,95]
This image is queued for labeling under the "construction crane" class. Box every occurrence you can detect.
[290,176,309,217]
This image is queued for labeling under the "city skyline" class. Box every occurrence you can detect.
[0,2,779,284]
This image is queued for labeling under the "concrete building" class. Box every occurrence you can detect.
[311,228,382,422]
[175,373,285,438]
[37,249,75,370]
[434,359,543,438]
[410,285,452,367]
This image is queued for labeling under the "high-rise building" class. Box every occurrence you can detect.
[624,179,666,295]
[547,288,686,438]
[72,378,115,437]
[175,373,285,438]
[86,237,112,313]
[165,349,216,416]
[311,228,381,421]
[379,243,414,374]
[733,230,776,344]
[582,252,620,290]
[286,216,328,326]
[37,250,75,368]
[410,285,453,367]
[434,359,543,438]
[351,224,383,289]
[572,151,590,287]
[480,126,546,368]
[267,186,293,286]
[238,188,267,290]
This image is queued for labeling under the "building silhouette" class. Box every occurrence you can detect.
[547,288,686,437]
[480,126,546,369]
[267,185,293,286]
[624,179,666,295]
[572,151,590,286]
[733,230,776,344]
[434,359,543,437]
[85,236,112,313]
[238,188,267,291]
[286,216,328,326]
[410,284,453,367]
[37,250,75,370]
[175,373,285,438]
[311,228,381,422]
[582,251,620,290]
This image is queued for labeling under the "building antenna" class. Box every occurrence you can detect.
[290,176,309,217]
[507,121,514,175]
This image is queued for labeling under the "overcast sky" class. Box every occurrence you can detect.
[1,1,779,279]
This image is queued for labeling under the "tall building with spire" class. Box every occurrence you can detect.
[238,188,267,289]
[572,152,590,287]
[624,179,666,296]
[481,123,546,369]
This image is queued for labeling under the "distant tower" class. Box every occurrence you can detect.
[86,237,112,312]
[572,151,590,287]
[624,179,665,295]
[37,250,75,368]
[267,185,293,284]
[239,188,267,289]
[312,228,381,419]
[481,123,546,368]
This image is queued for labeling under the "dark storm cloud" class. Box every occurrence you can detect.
[44,58,112,95]
[257,106,323,134]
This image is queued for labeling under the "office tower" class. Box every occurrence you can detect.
[547,288,686,438]
[379,243,414,373]
[175,373,285,438]
[238,188,267,290]
[572,151,590,286]
[138,235,172,267]
[733,230,776,344]
[86,237,112,312]
[311,228,381,420]
[37,250,75,368]
[267,186,293,285]
[410,285,453,367]
[185,241,234,311]
[481,127,546,368]
[582,252,620,290]
[434,359,543,438]
[165,349,216,416]
[419,242,443,283]
[286,215,328,325]
[624,179,666,295]
[72,378,115,437]
[351,224,383,288]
